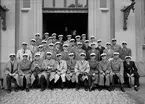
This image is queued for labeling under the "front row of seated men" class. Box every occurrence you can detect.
[4,51,140,93]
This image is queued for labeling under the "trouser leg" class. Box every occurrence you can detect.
[134,73,140,87]
[99,74,104,86]
[6,75,12,90]
[105,74,110,86]
[76,74,82,90]
[40,75,46,90]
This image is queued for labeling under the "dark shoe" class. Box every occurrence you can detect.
[120,87,125,92]
[98,88,102,91]
[40,88,45,92]
[128,84,131,88]
[14,89,18,92]
[134,87,139,91]
[107,87,111,92]
[7,90,11,93]
[85,88,88,91]
[26,88,29,92]
[61,83,64,89]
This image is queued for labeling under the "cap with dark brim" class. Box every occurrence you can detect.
[56,53,62,57]
[125,56,131,59]
[46,52,52,55]
[90,53,96,56]
[97,39,102,43]
[68,53,74,56]
[80,53,86,56]
[9,53,16,57]
[23,54,28,57]
[112,38,117,41]
[31,39,36,42]
[101,53,107,57]
[113,52,119,55]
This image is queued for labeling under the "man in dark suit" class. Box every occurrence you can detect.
[120,41,132,60]
[82,40,91,60]
[123,56,139,91]
[96,39,105,60]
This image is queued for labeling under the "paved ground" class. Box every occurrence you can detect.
[0,77,145,104]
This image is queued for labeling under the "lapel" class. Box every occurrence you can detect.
[7,60,17,72]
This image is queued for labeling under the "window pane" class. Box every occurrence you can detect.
[100,0,107,8]
[67,0,76,7]
[44,0,53,8]
[23,0,30,8]
[55,0,64,8]
[78,0,87,7]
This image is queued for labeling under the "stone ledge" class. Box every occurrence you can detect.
[99,8,109,12]
[21,8,31,12]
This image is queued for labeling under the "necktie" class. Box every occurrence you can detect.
[23,50,26,54]
[11,62,14,73]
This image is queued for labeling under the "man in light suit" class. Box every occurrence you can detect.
[111,38,121,53]
[75,53,90,91]
[54,53,67,89]
[18,54,31,92]
[16,42,32,62]
[28,39,38,58]
[39,52,57,91]
[4,53,19,93]
[35,33,42,46]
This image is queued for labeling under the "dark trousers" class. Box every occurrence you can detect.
[76,74,91,88]
[112,75,123,87]
[124,73,140,87]
[40,75,47,89]
[6,75,18,90]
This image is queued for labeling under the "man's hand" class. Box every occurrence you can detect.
[127,73,131,77]
[131,74,134,77]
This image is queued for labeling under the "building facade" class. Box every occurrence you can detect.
[0,0,145,78]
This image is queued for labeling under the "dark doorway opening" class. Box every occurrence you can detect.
[43,13,88,39]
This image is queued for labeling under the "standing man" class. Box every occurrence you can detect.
[111,38,121,53]
[96,39,105,56]
[89,36,97,48]
[88,42,100,61]
[35,33,42,46]
[82,40,91,60]
[120,41,132,60]
[110,52,125,92]
[18,54,31,92]
[28,39,38,58]
[74,42,86,60]
[44,32,49,41]
[64,35,72,45]
[54,53,67,89]
[98,53,111,91]
[75,35,81,43]
[123,56,139,91]
[81,34,87,45]
[35,45,45,60]
[52,33,57,43]
[61,44,71,61]
[16,42,32,62]
[75,53,90,91]
[46,43,57,60]
[4,53,19,93]
[58,34,64,47]
[42,40,49,52]
[103,42,114,61]
[69,39,77,53]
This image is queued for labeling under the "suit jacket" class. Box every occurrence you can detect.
[120,48,131,60]
[75,60,90,73]
[18,59,31,74]
[103,48,114,60]
[88,59,99,73]
[67,59,76,72]
[96,46,105,55]
[82,45,91,60]
[110,58,124,74]
[61,51,70,61]
[42,59,56,71]
[35,38,42,46]
[111,44,121,53]
[56,60,67,74]
[31,59,43,72]
[16,48,32,62]
[5,60,19,74]
[123,61,138,75]
[74,48,86,60]
[88,49,100,61]
[99,60,111,73]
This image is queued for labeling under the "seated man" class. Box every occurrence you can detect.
[54,53,67,89]
[18,54,31,92]
[39,52,57,91]
[98,53,111,91]
[66,53,77,87]
[30,53,43,88]
[75,53,90,91]
[88,53,99,91]
[4,53,19,93]
[123,56,140,91]
[110,52,125,92]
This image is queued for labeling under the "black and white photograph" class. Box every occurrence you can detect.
[0,0,145,104]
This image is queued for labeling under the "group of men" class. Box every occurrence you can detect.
[4,33,140,93]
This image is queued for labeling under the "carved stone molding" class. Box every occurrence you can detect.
[0,5,9,31]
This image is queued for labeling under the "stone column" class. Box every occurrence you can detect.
[135,0,145,61]
[32,0,42,38]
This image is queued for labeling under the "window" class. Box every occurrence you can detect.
[67,0,76,7]
[44,0,53,8]
[100,0,107,8]
[55,0,64,8]
[23,0,30,8]
[78,0,87,7]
